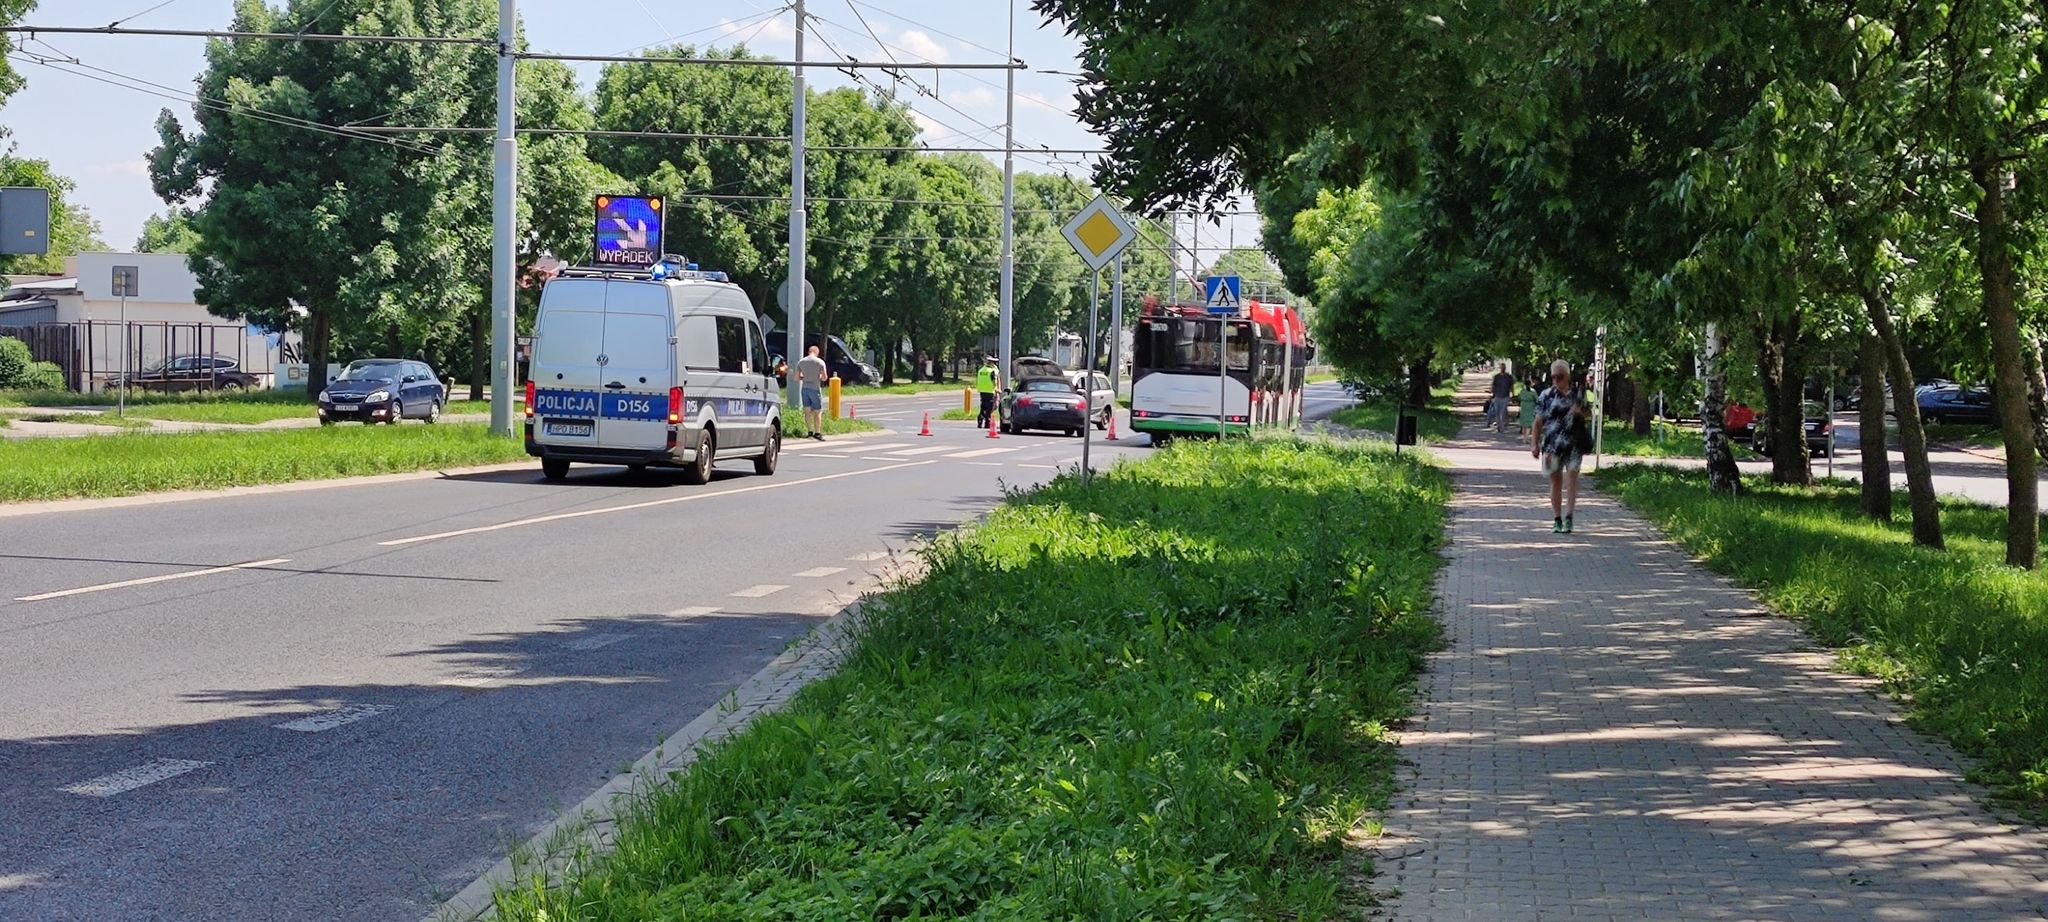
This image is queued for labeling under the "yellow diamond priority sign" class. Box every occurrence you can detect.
[1061,194,1138,272]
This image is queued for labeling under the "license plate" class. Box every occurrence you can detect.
[545,420,594,437]
[332,404,359,412]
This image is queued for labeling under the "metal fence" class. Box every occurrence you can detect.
[0,320,296,392]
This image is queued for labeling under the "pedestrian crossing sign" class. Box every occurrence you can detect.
[1204,275,1242,311]
[1061,194,1139,272]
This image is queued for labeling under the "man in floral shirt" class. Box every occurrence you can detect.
[1531,359,1591,533]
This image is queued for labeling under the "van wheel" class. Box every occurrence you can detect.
[684,430,715,485]
[754,425,781,476]
[542,457,570,481]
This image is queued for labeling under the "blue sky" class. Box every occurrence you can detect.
[2,0,1256,264]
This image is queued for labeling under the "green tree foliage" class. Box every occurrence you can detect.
[0,152,106,274]
[149,0,598,387]
[135,209,202,254]
[0,0,33,114]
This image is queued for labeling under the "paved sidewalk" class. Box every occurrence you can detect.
[1378,375,2048,920]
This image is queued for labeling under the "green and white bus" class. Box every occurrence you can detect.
[1128,300,1310,446]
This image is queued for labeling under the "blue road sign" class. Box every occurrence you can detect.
[1204,275,1242,311]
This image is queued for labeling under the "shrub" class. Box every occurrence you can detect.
[0,336,29,386]
[18,361,64,390]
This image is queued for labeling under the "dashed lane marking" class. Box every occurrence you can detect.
[274,704,394,733]
[668,605,719,617]
[16,558,293,602]
[61,759,209,797]
[566,632,632,652]
[729,584,789,598]
[944,447,1017,459]
[793,566,846,578]
[378,462,935,547]
[882,445,959,457]
[845,551,890,562]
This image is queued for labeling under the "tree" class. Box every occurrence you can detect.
[136,209,202,254]
[0,153,105,274]
[150,0,597,390]
[0,0,34,117]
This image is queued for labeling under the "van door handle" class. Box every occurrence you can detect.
[604,381,627,390]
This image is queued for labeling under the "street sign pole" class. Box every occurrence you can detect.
[118,290,128,418]
[1082,268,1099,482]
[1827,384,1836,479]
[785,0,808,412]
[996,1,1016,398]
[489,0,517,436]
[1109,254,1123,400]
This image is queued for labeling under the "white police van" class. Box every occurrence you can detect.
[525,258,781,483]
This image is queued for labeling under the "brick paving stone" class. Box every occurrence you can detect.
[1376,375,2048,921]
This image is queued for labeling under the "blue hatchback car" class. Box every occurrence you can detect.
[318,359,447,425]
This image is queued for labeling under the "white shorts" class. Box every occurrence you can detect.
[1543,452,1583,476]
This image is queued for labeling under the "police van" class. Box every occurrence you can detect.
[525,258,782,483]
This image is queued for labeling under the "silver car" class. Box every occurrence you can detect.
[1069,370,1116,430]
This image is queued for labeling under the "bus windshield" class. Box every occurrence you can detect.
[1137,316,1249,373]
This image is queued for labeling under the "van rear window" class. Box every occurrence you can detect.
[535,311,602,368]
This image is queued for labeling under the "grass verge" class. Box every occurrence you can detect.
[1599,466,2048,813]
[492,437,1451,919]
[841,381,964,397]
[1600,419,1757,460]
[1,388,496,424]
[785,415,883,439]
[1330,402,1459,442]
[0,424,528,503]
[14,412,152,429]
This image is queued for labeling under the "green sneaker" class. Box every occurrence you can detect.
[1551,517,1563,533]
[1564,515,1575,534]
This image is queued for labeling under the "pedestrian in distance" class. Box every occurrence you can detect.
[1490,363,1516,433]
[796,344,829,440]
[1518,372,1539,436]
[975,355,1000,429]
[1532,359,1593,533]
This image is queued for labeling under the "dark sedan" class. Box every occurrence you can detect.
[124,355,260,393]
[1753,401,1835,458]
[1001,376,1089,436]
[1917,385,1996,426]
[317,359,447,425]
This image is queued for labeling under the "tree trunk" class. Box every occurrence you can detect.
[2023,337,2048,463]
[1856,333,1892,520]
[1971,160,2038,568]
[1405,348,1434,407]
[1631,377,1654,435]
[306,308,332,396]
[1754,316,1812,486]
[468,303,486,401]
[1862,286,1943,548]
[1701,322,1744,494]
[881,329,897,385]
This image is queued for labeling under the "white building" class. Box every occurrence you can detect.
[0,252,298,391]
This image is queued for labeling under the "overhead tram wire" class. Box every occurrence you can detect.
[106,0,189,28]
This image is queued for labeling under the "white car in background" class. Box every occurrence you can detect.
[1070,370,1116,430]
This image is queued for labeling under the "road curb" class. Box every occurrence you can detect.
[0,461,539,519]
[425,557,923,922]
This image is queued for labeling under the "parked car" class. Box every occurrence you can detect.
[317,359,447,425]
[124,355,260,393]
[1752,400,1834,457]
[1069,369,1116,430]
[1917,385,1996,426]
[1012,355,1064,381]
[1001,375,1089,436]
[1724,401,1758,442]
[765,331,879,386]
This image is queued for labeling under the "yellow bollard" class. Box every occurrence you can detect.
[828,373,843,420]
[963,387,972,413]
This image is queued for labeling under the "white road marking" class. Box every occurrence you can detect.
[16,558,292,602]
[882,445,958,457]
[843,442,913,451]
[944,447,1017,459]
[379,461,935,546]
[966,461,1004,467]
[729,584,788,598]
[61,759,209,797]
[793,566,845,578]
[1016,463,1059,470]
[668,605,719,617]
[566,632,631,652]
[443,666,523,689]
[806,453,854,459]
[274,704,394,733]
[845,551,890,562]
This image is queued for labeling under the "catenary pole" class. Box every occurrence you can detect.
[996,0,1016,395]
[489,0,516,436]
[785,0,808,411]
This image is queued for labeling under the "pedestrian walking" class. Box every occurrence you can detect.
[975,355,999,429]
[1517,373,1538,436]
[1489,363,1515,433]
[1532,359,1592,533]
[796,344,829,440]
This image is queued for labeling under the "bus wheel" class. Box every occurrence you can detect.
[1152,432,1172,448]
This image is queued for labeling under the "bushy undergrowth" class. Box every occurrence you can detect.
[1601,466,2048,811]
[495,437,1451,919]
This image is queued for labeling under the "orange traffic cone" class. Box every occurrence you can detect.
[986,410,1000,439]
[1106,408,1118,441]
[848,403,857,419]
[918,411,933,437]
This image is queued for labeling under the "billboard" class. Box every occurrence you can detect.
[594,194,663,266]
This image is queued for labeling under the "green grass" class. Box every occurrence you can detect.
[1599,466,2048,813]
[938,407,979,422]
[0,387,313,408]
[1600,419,1758,460]
[127,396,493,424]
[12,412,152,429]
[785,415,883,439]
[1329,403,1460,442]
[0,424,528,502]
[492,438,1451,919]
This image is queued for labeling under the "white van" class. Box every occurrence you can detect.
[524,264,781,483]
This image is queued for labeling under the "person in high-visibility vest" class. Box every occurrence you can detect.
[974,355,999,428]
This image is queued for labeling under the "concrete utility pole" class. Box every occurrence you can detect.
[489,0,517,436]
[785,0,808,410]
[996,1,1017,392]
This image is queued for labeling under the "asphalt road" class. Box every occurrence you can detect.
[0,382,1353,921]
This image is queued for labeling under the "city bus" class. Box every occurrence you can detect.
[1128,298,1310,445]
